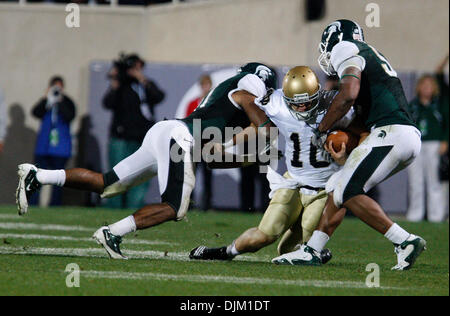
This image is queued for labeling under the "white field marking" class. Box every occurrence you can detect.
[79,270,405,290]
[0,233,174,246]
[0,222,93,232]
[0,246,268,263]
[0,214,24,220]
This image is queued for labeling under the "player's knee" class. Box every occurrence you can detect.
[248,229,276,250]
[331,188,344,208]
[101,170,127,198]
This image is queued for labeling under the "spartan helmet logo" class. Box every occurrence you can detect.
[255,65,272,82]
[326,21,342,41]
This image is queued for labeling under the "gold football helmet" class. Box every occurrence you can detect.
[282,66,322,121]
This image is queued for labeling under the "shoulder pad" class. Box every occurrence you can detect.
[330,41,360,69]
[237,74,267,99]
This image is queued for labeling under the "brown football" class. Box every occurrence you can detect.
[326,130,359,154]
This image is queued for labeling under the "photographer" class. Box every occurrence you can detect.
[103,53,165,209]
[31,76,76,206]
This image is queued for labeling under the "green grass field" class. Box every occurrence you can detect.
[0,206,448,296]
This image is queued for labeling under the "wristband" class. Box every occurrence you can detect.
[340,74,360,81]
[259,119,271,128]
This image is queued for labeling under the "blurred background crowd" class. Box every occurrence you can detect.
[0,0,448,222]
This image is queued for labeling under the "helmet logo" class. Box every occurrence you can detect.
[327,21,341,37]
[255,65,272,82]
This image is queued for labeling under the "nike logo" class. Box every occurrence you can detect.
[104,231,111,241]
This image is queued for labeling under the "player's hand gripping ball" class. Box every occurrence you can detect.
[326,130,359,154]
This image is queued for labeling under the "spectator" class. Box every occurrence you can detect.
[436,55,449,217]
[185,74,212,117]
[103,53,165,209]
[185,74,213,210]
[30,76,76,206]
[407,55,449,222]
[0,87,6,154]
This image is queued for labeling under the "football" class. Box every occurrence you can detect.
[326,130,359,154]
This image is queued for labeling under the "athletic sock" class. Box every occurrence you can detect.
[226,241,240,257]
[36,169,66,186]
[307,230,330,253]
[384,223,410,245]
[109,215,137,237]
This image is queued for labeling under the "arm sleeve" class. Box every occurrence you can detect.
[145,80,165,105]
[59,96,76,123]
[102,88,121,110]
[31,98,48,119]
[330,41,366,78]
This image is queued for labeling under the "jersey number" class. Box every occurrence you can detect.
[369,45,398,78]
[290,133,330,168]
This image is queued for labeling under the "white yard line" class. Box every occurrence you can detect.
[0,233,173,246]
[0,245,267,262]
[0,222,93,232]
[0,214,23,220]
[0,246,407,291]
[80,270,401,290]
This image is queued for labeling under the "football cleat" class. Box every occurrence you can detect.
[189,246,232,261]
[16,164,41,215]
[320,248,333,265]
[391,234,426,271]
[92,226,127,260]
[272,244,322,266]
[291,244,333,264]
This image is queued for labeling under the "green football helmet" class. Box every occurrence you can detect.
[318,19,365,75]
[238,62,277,90]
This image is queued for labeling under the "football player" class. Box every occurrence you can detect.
[190,66,361,262]
[16,62,278,259]
[272,20,426,270]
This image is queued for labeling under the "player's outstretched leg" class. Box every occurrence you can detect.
[16,164,104,215]
[344,194,426,271]
[272,200,346,266]
[16,164,42,215]
[93,203,176,259]
[190,227,274,261]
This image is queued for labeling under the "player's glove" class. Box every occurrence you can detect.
[311,129,327,149]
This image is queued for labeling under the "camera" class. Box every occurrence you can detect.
[47,85,63,104]
[110,53,143,85]
[52,86,61,98]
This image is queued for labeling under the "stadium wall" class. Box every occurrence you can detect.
[0,0,448,209]
[0,0,448,129]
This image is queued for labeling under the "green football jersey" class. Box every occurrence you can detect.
[181,73,266,144]
[331,40,416,130]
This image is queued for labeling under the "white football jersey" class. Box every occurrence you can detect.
[255,89,355,189]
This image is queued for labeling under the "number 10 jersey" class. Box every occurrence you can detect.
[256,89,355,189]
